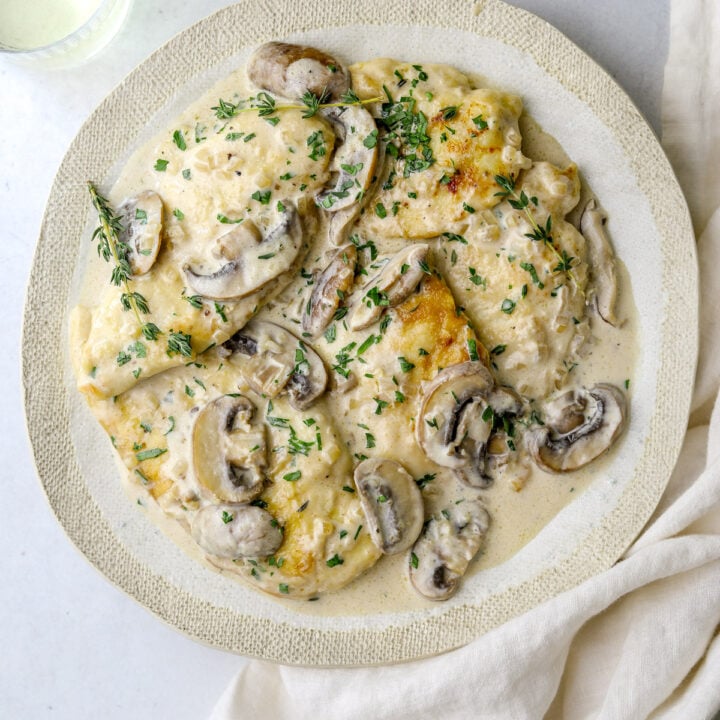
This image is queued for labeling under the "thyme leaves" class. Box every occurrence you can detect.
[87,183,194,360]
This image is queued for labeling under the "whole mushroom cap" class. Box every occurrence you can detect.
[247,42,351,101]
[191,503,283,559]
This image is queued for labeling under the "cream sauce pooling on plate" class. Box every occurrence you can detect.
[70,47,637,613]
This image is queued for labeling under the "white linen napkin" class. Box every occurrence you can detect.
[210,0,720,716]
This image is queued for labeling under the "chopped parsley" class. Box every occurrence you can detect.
[443,232,467,245]
[217,213,243,224]
[172,130,187,151]
[415,473,436,489]
[135,447,167,462]
[472,114,488,130]
[467,338,480,362]
[251,189,271,205]
[398,356,415,372]
[373,397,389,415]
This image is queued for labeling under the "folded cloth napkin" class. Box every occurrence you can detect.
[211,1,720,717]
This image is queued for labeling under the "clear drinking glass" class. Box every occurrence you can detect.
[0,0,133,66]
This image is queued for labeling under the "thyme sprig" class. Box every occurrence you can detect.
[211,92,383,121]
[87,183,194,360]
[494,174,579,288]
[88,182,161,342]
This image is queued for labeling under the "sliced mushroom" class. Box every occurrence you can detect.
[527,383,627,473]
[118,190,163,275]
[350,244,430,331]
[191,503,283,559]
[409,497,491,601]
[184,203,303,300]
[316,105,379,213]
[580,199,619,326]
[354,458,424,555]
[416,361,495,488]
[484,432,514,474]
[302,243,357,337]
[327,139,386,247]
[193,395,267,503]
[488,386,524,416]
[224,320,327,410]
[247,42,350,101]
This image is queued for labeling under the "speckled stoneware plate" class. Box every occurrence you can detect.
[23,0,696,666]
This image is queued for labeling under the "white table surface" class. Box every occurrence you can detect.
[0,2,669,717]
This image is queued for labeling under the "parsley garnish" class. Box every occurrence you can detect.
[467,338,480,362]
[398,356,415,372]
[251,189,271,205]
[443,232,467,245]
[501,299,516,314]
[135,447,167,462]
[379,87,435,177]
[217,213,243,224]
[472,114,488,130]
[172,130,187,151]
[415,473,436,489]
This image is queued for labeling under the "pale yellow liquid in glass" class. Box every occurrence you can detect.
[0,0,102,50]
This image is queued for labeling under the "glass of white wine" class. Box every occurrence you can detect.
[0,0,133,66]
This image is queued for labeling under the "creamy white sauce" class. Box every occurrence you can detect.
[73,55,638,616]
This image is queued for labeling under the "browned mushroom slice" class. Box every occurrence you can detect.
[184,203,303,301]
[302,243,357,337]
[325,137,386,247]
[316,105,379,213]
[117,190,163,275]
[354,458,424,555]
[223,320,327,410]
[581,199,619,326]
[191,504,283,559]
[416,361,495,488]
[527,383,627,473]
[409,497,491,601]
[247,41,350,100]
[192,395,267,503]
[350,244,430,331]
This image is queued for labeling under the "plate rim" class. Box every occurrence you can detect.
[22,0,697,665]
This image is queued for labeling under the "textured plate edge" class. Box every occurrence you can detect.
[21,0,697,666]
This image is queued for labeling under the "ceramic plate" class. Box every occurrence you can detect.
[23,0,696,665]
